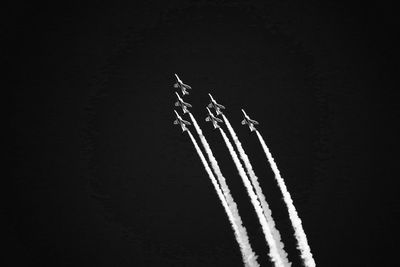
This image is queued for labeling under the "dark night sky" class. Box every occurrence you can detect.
[10,1,397,266]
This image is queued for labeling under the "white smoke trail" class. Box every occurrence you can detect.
[218,127,284,267]
[256,130,316,267]
[187,131,244,258]
[188,115,259,267]
[222,114,291,267]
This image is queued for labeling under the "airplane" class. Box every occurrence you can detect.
[205,107,223,129]
[174,92,192,114]
[173,74,192,95]
[241,109,259,132]
[173,110,191,132]
[207,93,225,115]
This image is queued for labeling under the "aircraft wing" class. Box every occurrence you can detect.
[250,119,259,125]
[215,117,223,123]
[216,103,225,109]
[182,83,192,89]
[181,119,191,125]
[184,102,192,108]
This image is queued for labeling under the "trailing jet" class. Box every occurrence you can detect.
[207,93,225,115]
[241,109,259,132]
[205,107,223,129]
[174,110,191,132]
[174,92,192,114]
[173,74,192,95]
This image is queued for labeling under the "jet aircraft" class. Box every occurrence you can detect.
[174,92,192,114]
[174,110,191,132]
[173,74,192,95]
[207,93,225,115]
[241,109,259,132]
[205,107,223,129]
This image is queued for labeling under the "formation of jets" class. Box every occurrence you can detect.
[172,74,259,132]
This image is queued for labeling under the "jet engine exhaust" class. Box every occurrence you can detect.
[256,130,315,267]
[188,114,259,267]
[218,127,285,267]
[222,114,291,267]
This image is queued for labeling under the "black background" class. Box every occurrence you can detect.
[10,1,397,266]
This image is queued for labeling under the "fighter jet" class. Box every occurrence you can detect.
[241,109,259,132]
[174,92,192,114]
[205,107,223,129]
[207,93,225,115]
[173,74,192,96]
[174,110,191,132]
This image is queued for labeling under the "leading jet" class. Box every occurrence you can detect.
[174,92,192,114]
[205,107,223,129]
[174,110,191,132]
[173,74,192,96]
[241,109,259,132]
[207,93,225,115]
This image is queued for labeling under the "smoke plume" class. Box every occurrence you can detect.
[222,114,291,267]
[256,130,315,267]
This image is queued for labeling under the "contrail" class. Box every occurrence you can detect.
[256,130,316,267]
[222,114,291,267]
[188,115,259,267]
[218,127,284,267]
